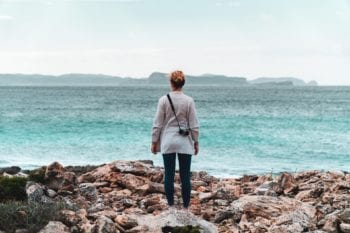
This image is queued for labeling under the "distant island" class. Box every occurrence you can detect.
[0,72,317,86]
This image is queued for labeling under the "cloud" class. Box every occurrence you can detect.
[0,15,14,20]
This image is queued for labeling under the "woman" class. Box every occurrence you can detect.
[151,70,199,210]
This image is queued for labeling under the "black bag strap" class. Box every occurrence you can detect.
[167,93,182,131]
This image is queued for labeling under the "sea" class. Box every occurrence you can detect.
[0,85,349,178]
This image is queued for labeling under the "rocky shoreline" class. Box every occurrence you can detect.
[1,160,350,233]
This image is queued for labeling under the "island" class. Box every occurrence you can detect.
[0,73,318,87]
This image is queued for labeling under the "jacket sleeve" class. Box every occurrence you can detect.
[188,99,199,142]
[152,97,165,143]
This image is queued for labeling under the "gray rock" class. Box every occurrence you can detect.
[122,198,135,208]
[79,183,98,201]
[45,188,57,198]
[199,192,215,202]
[25,181,53,204]
[213,199,229,206]
[340,223,350,233]
[88,202,105,213]
[340,208,350,223]
[125,225,149,233]
[38,221,70,233]
[134,209,217,233]
[15,229,28,233]
[254,181,278,196]
[93,216,119,233]
[214,210,234,223]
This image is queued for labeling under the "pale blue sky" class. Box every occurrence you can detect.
[0,0,349,85]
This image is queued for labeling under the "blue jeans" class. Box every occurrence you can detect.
[162,153,192,208]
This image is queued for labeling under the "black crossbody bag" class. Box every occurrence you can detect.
[166,93,191,136]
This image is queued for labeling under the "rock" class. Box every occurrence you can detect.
[100,187,113,193]
[75,209,94,233]
[122,198,135,208]
[38,221,70,233]
[254,181,278,196]
[1,172,14,177]
[45,188,57,198]
[88,202,106,214]
[125,225,149,233]
[340,223,350,233]
[231,195,316,232]
[240,174,258,183]
[214,210,234,223]
[147,181,164,194]
[115,215,138,230]
[190,198,202,216]
[93,216,119,233]
[213,199,229,206]
[277,172,298,195]
[16,172,29,178]
[79,183,98,201]
[322,212,340,233]
[112,160,153,176]
[199,192,215,202]
[5,172,28,178]
[134,209,217,233]
[45,162,65,191]
[89,210,118,220]
[339,208,350,223]
[192,180,208,190]
[78,219,94,233]
[61,171,77,192]
[93,181,110,188]
[78,163,115,183]
[14,160,350,233]
[328,170,345,179]
[15,229,28,233]
[295,186,324,202]
[60,210,80,227]
[0,166,21,175]
[25,181,53,204]
[44,162,77,193]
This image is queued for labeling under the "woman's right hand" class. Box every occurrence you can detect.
[194,142,199,155]
[151,142,158,154]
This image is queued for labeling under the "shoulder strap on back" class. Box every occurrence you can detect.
[167,93,181,130]
[167,94,176,115]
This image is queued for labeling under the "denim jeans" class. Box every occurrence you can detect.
[162,153,192,208]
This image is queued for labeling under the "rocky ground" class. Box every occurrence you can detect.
[1,160,350,233]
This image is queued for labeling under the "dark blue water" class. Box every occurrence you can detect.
[0,86,349,177]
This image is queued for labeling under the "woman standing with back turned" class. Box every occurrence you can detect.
[151,70,199,211]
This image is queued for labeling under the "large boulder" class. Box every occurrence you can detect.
[231,195,316,232]
[133,209,217,233]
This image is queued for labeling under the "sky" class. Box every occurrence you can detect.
[0,0,349,85]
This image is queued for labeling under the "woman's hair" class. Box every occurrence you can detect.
[170,70,185,89]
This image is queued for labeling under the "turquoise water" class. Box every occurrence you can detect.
[0,86,349,177]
